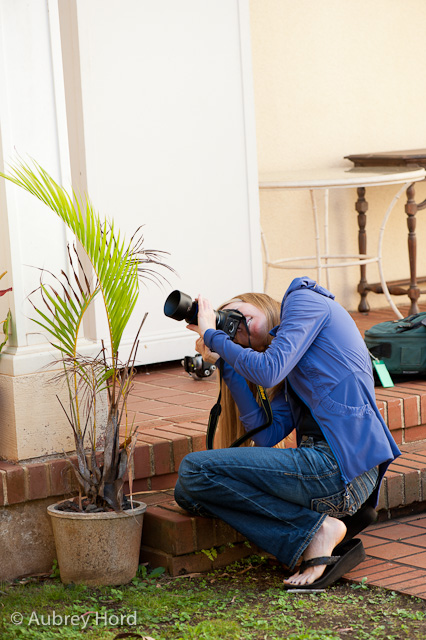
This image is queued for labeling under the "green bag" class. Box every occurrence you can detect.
[364,312,426,375]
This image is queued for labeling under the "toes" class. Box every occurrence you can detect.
[284,565,327,586]
[283,570,301,585]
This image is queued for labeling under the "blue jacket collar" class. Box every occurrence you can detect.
[270,277,335,337]
[283,277,335,302]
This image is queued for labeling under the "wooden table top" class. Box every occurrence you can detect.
[345,149,426,167]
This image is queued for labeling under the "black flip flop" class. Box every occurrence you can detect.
[283,538,365,591]
[341,504,378,543]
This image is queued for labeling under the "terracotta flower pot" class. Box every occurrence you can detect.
[47,500,147,586]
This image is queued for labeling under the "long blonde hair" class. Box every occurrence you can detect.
[214,292,286,448]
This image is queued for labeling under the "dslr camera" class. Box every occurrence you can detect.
[182,354,216,380]
[164,290,243,339]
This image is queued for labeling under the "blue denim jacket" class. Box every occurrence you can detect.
[204,277,400,489]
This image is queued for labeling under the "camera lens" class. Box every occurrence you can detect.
[164,290,198,324]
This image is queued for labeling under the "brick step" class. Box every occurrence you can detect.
[1,415,425,510]
[137,490,264,576]
[136,441,426,576]
[0,423,204,507]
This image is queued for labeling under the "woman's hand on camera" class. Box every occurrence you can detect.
[187,294,216,338]
[195,337,219,364]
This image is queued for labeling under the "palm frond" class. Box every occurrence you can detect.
[0,158,171,356]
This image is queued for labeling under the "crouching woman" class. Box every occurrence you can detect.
[174,277,400,588]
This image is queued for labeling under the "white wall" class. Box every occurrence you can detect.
[59,0,263,365]
[0,0,261,458]
[0,0,78,459]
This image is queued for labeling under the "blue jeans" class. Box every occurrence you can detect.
[174,438,378,570]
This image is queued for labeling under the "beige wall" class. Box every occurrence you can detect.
[250,0,426,310]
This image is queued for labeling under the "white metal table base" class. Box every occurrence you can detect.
[260,167,426,318]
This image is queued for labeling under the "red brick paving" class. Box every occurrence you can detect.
[345,512,426,598]
[125,361,214,442]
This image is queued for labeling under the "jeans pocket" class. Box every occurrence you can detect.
[311,488,357,518]
[346,466,379,508]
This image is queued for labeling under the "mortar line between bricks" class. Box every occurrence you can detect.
[22,466,29,502]
[190,517,198,553]
[387,520,426,533]
[358,565,419,582]
[417,468,422,502]
[137,436,175,475]
[47,463,55,497]
[361,534,392,547]
[386,571,426,590]
[406,452,426,461]
[383,475,389,511]
[401,395,422,427]
[390,458,426,470]
[44,461,52,496]
[395,582,426,596]
[351,559,409,575]
[370,578,425,593]
[169,440,174,474]
[383,401,388,424]
[0,470,6,505]
[393,581,426,596]
[368,540,426,557]
[147,444,155,476]
[385,553,426,566]
[402,470,408,506]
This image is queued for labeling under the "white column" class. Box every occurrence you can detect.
[0,0,76,460]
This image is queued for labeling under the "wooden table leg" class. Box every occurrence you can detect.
[356,187,370,312]
[406,183,420,315]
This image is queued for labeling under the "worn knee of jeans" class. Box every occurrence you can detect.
[177,452,212,500]
[175,464,214,518]
[174,479,195,513]
[178,453,199,490]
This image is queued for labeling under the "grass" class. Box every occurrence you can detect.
[0,556,426,639]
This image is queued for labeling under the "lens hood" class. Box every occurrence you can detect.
[164,290,198,324]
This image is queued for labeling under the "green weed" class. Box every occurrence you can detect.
[0,558,425,639]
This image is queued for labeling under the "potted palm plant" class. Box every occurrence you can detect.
[0,159,171,585]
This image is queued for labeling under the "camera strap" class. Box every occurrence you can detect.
[206,360,273,449]
[229,382,273,448]
[206,358,224,450]
[206,317,273,449]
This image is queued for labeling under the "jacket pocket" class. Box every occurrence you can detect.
[321,394,373,418]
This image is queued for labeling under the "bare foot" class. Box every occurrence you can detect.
[283,516,347,587]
